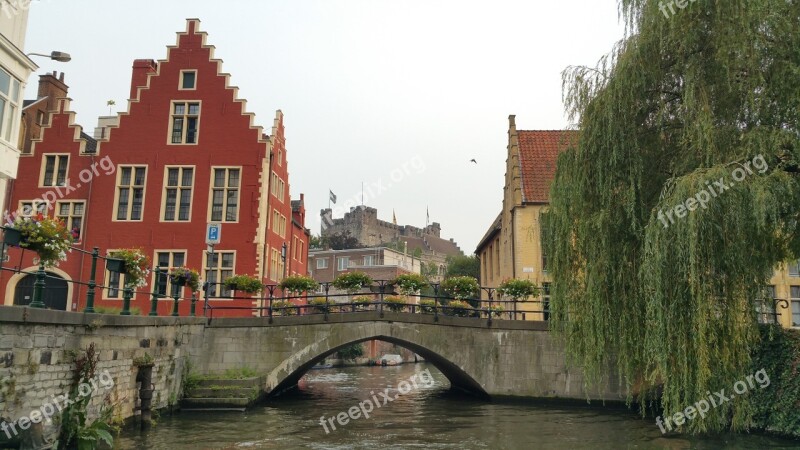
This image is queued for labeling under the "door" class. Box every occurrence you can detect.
[14,273,69,310]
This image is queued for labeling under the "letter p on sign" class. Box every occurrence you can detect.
[206,223,222,245]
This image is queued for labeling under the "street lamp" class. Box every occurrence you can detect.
[27,51,71,62]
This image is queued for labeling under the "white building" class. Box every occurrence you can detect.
[0,0,37,215]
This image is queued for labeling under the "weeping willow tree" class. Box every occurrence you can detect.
[546,0,800,433]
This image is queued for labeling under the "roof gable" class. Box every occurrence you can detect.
[517,130,577,203]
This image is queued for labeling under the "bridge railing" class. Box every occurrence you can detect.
[202,280,551,324]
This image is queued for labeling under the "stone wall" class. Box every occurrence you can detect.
[0,307,205,444]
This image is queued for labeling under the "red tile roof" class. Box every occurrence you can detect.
[517,130,578,203]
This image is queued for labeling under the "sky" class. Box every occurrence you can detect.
[23,0,625,253]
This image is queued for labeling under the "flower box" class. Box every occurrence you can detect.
[105,258,126,274]
[2,228,21,246]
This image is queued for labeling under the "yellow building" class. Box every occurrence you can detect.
[477,115,800,328]
[476,116,576,320]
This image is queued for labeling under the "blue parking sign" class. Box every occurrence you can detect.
[206,223,221,244]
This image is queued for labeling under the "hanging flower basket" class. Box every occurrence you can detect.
[497,278,540,301]
[333,272,373,294]
[223,274,263,293]
[440,276,480,300]
[109,249,150,288]
[7,214,75,267]
[278,275,319,296]
[391,273,429,296]
[169,267,200,292]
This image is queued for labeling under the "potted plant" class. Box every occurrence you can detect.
[384,296,407,312]
[391,273,429,296]
[309,297,330,314]
[445,300,471,317]
[419,299,436,314]
[109,249,151,288]
[278,275,319,296]
[105,257,126,274]
[2,226,21,246]
[169,267,200,292]
[487,305,505,318]
[353,296,372,311]
[224,274,263,294]
[271,300,297,316]
[7,214,75,267]
[333,272,373,295]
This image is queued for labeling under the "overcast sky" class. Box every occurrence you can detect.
[24,0,625,253]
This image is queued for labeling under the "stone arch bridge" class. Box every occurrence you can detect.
[192,311,622,401]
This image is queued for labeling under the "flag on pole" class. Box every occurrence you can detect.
[393,209,397,225]
[329,190,337,204]
[426,206,430,226]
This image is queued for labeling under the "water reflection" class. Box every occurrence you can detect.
[116,363,800,449]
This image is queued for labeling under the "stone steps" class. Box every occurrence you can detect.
[181,376,264,411]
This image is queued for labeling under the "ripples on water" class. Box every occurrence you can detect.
[116,364,800,450]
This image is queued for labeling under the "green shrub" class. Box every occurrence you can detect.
[309,297,330,313]
[353,296,372,311]
[487,305,505,317]
[337,344,364,360]
[445,300,472,317]
[94,306,141,315]
[271,300,297,316]
[419,299,436,314]
[384,296,407,312]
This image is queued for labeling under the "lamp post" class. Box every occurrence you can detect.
[281,242,287,279]
[26,51,71,62]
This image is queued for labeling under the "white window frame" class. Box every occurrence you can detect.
[792,286,800,328]
[161,166,195,222]
[208,167,241,223]
[152,250,187,298]
[168,100,201,145]
[337,256,349,271]
[179,70,197,90]
[39,154,69,187]
[363,255,376,266]
[55,200,85,242]
[790,260,800,278]
[316,258,328,270]
[113,165,147,221]
[203,250,236,298]
[18,200,49,218]
[0,66,21,144]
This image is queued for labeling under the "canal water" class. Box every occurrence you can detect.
[116,363,799,449]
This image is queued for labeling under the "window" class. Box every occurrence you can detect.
[115,166,146,220]
[755,286,777,325]
[790,260,800,278]
[0,67,21,143]
[792,286,800,328]
[542,283,551,321]
[205,251,235,297]
[270,172,285,202]
[272,211,287,237]
[153,251,186,297]
[41,155,68,187]
[278,149,282,166]
[363,255,375,266]
[170,101,200,144]
[56,201,85,241]
[270,248,285,282]
[163,167,194,221]
[316,258,328,270]
[210,168,240,222]
[106,270,122,299]
[19,200,49,217]
[337,257,350,271]
[179,71,196,90]
[297,240,304,263]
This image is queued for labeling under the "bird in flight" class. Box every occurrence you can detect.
[470,159,477,164]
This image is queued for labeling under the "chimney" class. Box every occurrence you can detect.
[37,72,68,112]
[130,59,157,100]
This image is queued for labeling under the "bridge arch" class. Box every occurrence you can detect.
[268,335,488,398]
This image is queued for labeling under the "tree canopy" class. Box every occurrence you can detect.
[545,0,800,433]
[445,255,480,280]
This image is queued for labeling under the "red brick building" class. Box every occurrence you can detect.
[1,19,309,316]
